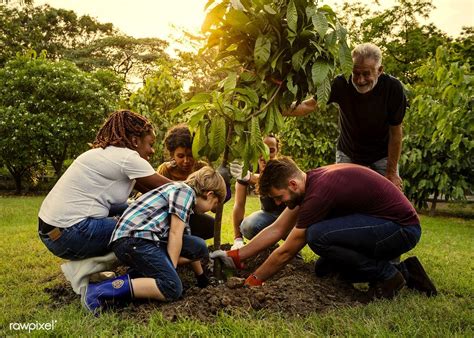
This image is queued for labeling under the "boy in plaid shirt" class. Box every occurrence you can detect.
[82,166,226,315]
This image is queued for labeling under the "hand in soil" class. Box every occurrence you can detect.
[196,273,209,288]
[210,249,244,269]
[244,274,265,287]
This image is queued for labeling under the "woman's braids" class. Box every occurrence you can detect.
[92,110,153,149]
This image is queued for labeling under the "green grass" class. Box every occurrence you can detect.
[0,195,473,336]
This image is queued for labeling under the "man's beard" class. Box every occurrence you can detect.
[285,190,305,209]
[351,76,378,94]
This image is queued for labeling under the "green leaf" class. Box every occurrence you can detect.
[312,12,328,38]
[250,116,260,148]
[286,76,297,96]
[191,93,212,102]
[263,4,276,15]
[325,31,337,47]
[202,2,227,32]
[222,72,237,91]
[311,59,330,85]
[234,87,259,106]
[271,49,286,70]
[316,77,331,105]
[209,115,226,160]
[226,8,250,29]
[192,122,208,158]
[264,104,275,135]
[254,35,272,69]
[286,0,298,33]
[188,110,207,129]
[338,42,353,77]
[291,47,306,71]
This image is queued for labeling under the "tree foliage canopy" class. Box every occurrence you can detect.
[128,61,185,163]
[401,46,473,209]
[0,5,169,87]
[0,51,121,191]
[174,0,351,171]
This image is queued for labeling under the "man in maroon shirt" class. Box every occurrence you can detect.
[211,157,437,299]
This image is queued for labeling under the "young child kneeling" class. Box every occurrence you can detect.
[82,166,226,315]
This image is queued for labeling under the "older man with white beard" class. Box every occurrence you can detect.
[284,43,406,191]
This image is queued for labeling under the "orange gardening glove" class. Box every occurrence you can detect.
[244,273,265,287]
[210,249,244,269]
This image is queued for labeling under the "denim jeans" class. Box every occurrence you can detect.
[306,214,420,282]
[112,235,208,300]
[38,203,128,260]
[240,210,281,240]
[39,217,118,260]
[336,150,398,176]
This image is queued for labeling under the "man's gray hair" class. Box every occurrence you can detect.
[352,43,382,67]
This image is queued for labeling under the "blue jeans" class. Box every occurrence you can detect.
[336,150,398,176]
[240,210,280,240]
[306,214,420,282]
[111,235,208,301]
[38,203,128,260]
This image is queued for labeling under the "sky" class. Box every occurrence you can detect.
[35,0,473,45]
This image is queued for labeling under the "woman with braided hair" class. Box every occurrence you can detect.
[38,110,170,294]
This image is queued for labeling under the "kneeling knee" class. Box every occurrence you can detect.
[162,279,183,301]
[240,220,258,240]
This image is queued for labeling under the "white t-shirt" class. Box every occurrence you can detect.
[39,146,156,228]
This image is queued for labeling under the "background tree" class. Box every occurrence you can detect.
[280,104,339,170]
[0,52,122,187]
[128,61,185,164]
[0,5,114,66]
[0,104,43,194]
[67,35,170,88]
[400,46,473,213]
[0,5,169,89]
[338,0,450,84]
[170,32,227,98]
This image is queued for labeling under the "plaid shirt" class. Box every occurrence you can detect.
[110,182,195,244]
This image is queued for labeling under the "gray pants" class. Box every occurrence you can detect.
[335,150,399,176]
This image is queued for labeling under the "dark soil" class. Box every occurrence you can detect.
[44,245,370,322]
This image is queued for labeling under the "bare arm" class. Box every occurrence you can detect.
[238,206,299,260]
[167,214,185,268]
[135,173,171,193]
[232,182,248,239]
[282,98,318,117]
[386,124,403,190]
[253,227,307,281]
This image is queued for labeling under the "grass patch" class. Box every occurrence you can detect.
[0,195,473,336]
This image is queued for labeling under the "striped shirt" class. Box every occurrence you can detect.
[110,182,195,244]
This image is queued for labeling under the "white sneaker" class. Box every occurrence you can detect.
[61,252,118,294]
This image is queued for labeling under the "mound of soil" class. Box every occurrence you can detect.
[45,245,370,321]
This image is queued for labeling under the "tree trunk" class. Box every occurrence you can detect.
[13,174,22,195]
[212,123,233,280]
[212,203,224,280]
[429,191,439,216]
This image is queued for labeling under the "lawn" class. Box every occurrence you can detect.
[0,195,473,336]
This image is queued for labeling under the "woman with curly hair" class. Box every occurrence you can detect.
[157,124,207,181]
[157,124,230,240]
[38,110,170,293]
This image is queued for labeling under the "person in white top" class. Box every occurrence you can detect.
[38,110,170,294]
